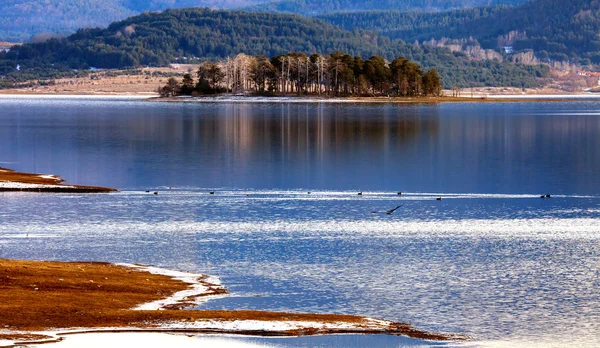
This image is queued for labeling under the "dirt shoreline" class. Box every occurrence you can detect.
[0,167,116,193]
[0,259,468,346]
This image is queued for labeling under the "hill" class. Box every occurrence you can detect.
[0,8,548,88]
[320,0,600,66]
[318,6,508,42]
[0,0,135,42]
[245,0,529,16]
[0,0,531,42]
[0,0,268,42]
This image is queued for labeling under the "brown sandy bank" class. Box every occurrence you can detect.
[0,259,468,344]
[0,167,116,193]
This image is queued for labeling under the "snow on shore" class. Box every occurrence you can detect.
[26,333,271,348]
[118,264,226,310]
[162,317,395,332]
[0,181,74,189]
[171,96,376,103]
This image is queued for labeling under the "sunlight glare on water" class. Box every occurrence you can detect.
[1,98,600,347]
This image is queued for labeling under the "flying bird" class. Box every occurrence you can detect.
[373,205,403,215]
[386,205,403,214]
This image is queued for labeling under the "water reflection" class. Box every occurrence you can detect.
[0,100,439,190]
[1,99,600,194]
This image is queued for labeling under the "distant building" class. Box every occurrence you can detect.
[578,70,600,86]
[578,70,600,77]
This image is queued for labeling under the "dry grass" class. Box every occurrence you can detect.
[0,259,465,341]
[0,67,189,95]
[0,167,116,192]
[0,333,53,341]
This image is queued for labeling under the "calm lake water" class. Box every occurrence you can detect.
[1,96,600,347]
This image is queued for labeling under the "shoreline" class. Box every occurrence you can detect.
[0,167,116,193]
[0,259,468,347]
[145,95,600,104]
[2,92,600,103]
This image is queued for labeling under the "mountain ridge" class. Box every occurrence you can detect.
[319,0,600,67]
[0,7,548,88]
[0,0,529,42]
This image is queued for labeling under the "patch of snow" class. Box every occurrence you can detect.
[26,333,270,348]
[0,181,74,189]
[173,96,372,103]
[0,95,152,100]
[161,319,391,332]
[118,264,225,310]
[38,175,59,180]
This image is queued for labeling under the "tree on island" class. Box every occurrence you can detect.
[159,51,443,98]
[158,77,181,97]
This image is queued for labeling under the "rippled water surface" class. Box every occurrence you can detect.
[1,97,600,347]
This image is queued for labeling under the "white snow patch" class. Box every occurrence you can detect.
[171,96,378,103]
[0,181,74,189]
[162,319,391,332]
[25,332,270,348]
[38,174,59,180]
[118,264,225,310]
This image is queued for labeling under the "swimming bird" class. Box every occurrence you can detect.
[145,190,150,193]
[546,194,552,198]
[154,192,158,195]
[397,192,402,196]
[540,195,546,199]
[210,191,215,195]
[358,192,363,196]
[436,197,442,201]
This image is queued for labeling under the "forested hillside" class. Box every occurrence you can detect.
[0,0,268,41]
[319,6,508,42]
[445,0,600,65]
[246,0,529,15]
[0,8,548,88]
[0,0,530,42]
[321,0,600,66]
[0,0,135,42]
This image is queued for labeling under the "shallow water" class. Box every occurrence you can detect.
[1,97,600,347]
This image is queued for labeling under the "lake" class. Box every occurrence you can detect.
[1,96,599,347]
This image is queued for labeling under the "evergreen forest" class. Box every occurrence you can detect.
[0,8,548,89]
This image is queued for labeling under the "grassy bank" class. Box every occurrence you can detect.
[0,259,467,344]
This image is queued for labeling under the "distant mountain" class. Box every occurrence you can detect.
[0,8,548,88]
[245,0,529,16]
[0,0,532,42]
[321,0,600,66]
[0,0,269,42]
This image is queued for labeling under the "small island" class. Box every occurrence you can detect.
[0,259,468,347]
[0,167,116,193]
[156,51,443,99]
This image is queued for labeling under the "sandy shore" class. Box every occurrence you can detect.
[0,259,468,347]
[0,167,116,193]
